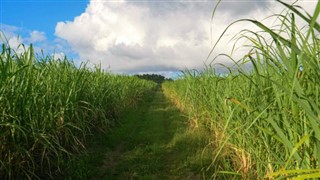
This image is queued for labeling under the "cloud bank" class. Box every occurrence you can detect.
[1,23,75,61]
[54,0,318,74]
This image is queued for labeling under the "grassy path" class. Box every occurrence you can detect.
[74,88,211,179]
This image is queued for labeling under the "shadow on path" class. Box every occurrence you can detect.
[83,89,211,179]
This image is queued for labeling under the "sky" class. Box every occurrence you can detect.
[0,0,318,77]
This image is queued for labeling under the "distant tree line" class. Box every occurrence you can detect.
[135,74,173,84]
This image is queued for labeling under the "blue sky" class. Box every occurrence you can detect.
[0,0,90,62]
[0,0,317,77]
[1,0,88,40]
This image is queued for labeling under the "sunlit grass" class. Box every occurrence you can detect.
[0,41,156,179]
[163,0,320,179]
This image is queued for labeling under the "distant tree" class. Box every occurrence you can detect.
[135,74,172,84]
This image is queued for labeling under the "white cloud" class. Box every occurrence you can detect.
[8,36,24,52]
[0,24,20,39]
[28,31,46,43]
[0,25,47,44]
[52,52,65,60]
[55,0,318,74]
[55,0,213,73]
[0,24,74,60]
[0,27,25,53]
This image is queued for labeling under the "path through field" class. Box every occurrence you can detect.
[85,88,210,179]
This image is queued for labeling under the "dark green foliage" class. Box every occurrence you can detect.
[163,0,320,178]
[0,42,157,179]
[135,74,173,84]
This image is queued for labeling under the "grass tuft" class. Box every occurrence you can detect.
[0,39,157,179]
[163,0,320,178]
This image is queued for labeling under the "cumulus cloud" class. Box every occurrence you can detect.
[8,36,24,52]
[27,31,46,43]
[0,24,70,59]
[1,25,46,47]
[55,0,214,73]
[0,24,20,38]
[55,0,318,74]
[0,25,25,53]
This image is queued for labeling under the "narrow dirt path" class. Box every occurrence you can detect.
[86,88,209,179]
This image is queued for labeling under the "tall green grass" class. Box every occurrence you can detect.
[163,1,320,179]
[0,42,156,179]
